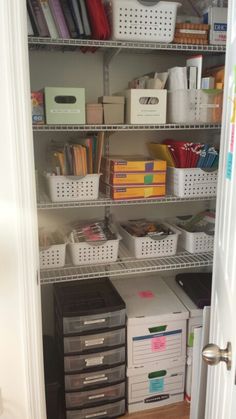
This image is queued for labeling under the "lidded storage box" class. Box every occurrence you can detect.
[110,0,181,43]
[112,276,188,371]
[44,87,85,125]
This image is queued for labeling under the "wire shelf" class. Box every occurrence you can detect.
[28,37,226,54]
[37,194,216,210]
[40,245,213,284]
[33,123,221,132]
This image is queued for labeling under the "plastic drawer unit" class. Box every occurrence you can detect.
[64,364,126,392]
[66,399,125,419]
[65,381,126,409]
[63,328,126,354]
[54,278,126,336]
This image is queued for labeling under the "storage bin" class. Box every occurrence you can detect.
[45,174,101,203]
[127,365,185,413]
[101,182,166,200]
[62,309,126,336]
[110,0,180,43]
[64,346,126,373]
[65,381,125,409]
[118,222,180,259]
[167,167,218,198]
[44,87,85,124]
[124,89,167,124]
[98,96,125,124]
[86,104,103,124]
[168,89,223,124]
[68,234,121,266]
[63,328,126,354]
[40,244,66,269]
[172,223,214,253]
[64,364,126,391]
[66,399,125,419]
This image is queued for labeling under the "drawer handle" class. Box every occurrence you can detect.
[83,376,108,385]
[85,356,104,367]
[85,412,107,418]
[88,394,105,400]
[84,319,106,325]
[85,338,105,347]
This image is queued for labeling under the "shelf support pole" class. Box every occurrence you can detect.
[103,48,122,95]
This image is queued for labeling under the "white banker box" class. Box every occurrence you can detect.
[112,276,188,371]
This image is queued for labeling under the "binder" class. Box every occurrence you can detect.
[86,0,111,40]
[27,1,40,36]
[48,0,70,39]
[39,0,59,38]
[69,0,85,37]
[79,0,91,37]
[29,0,50,37]
[27,11,34,36]
[60,0,78,38]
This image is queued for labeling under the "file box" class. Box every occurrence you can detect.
[44,87,85,124]
[124,89,167,124]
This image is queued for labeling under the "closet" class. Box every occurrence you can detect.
[27,4,226,419]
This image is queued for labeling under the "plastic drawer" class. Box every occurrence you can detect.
[64,347,126,373]
[64,328,126,354]
[66,399,125,419]
[64,365,126,392]
[62,310,126,335]
[65,382,125,409]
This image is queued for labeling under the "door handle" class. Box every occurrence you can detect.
[202,342,232,371]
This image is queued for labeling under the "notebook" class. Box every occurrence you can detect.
[175,273,212,309]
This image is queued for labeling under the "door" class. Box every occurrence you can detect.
[203,1,236,418]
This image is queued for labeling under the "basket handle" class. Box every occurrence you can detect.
[200,168,218,173]
[149,233,169,241]
[137,0,181,7]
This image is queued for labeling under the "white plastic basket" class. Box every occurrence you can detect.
[118,222,180,259]
[111,0,180,43]
[167,167,218,198]
[40,244,66,269]
[45,174,100,203]
[168,89,223,124]
[68,236,121,266]
[176,225,214,253]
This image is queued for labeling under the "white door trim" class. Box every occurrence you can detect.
[0,2,46,418]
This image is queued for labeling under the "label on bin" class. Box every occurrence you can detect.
[149,378,164,393]
[151,336,166,352]
[85,356,104,367]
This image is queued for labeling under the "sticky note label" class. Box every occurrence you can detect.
[151,336,166,352]
[226,152,233,180]
[138,291,154,299]
[144,174,154,184]
[230,123,235,151]
[149,378,164,393]
[144,188,153,198]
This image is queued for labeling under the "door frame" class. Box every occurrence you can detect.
[0,2,46,418]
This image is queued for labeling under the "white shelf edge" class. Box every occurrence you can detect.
[37,194,216,210]
[28,37,226,53]
[33,123,221,132]
[40,250,213,284]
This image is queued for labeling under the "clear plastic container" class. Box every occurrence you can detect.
[64,347,126,373]
[64,364,126,392]
[66,399,125,419]
[168,89,223,124]
[64,328,126,354]
[65,382,125,409]
[63,310,126,335]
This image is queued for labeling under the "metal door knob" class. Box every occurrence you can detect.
[202,342,232,371]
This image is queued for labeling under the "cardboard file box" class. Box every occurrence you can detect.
[98,96,125,124]
[124,89,167,124]
[111,276,188,371]
[100,182,166,200]
[44,87,85,124]
[127,364,185,413]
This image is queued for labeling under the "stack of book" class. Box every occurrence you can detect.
[27,0,110,40]
[100,156,167,200]
[173,23,210,45]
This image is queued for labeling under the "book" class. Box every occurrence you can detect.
[69,0,84,37]
[78,0,91,37]
[29,0,50,37]
[39,0,59,38]
[60,0,78,38]
[27,11,34,35]
[48,0,70,39]
[186,55,203,89]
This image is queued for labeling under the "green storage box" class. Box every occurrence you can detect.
[44,87,85,124]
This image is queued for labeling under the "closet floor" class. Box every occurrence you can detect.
[122,402,190,419]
